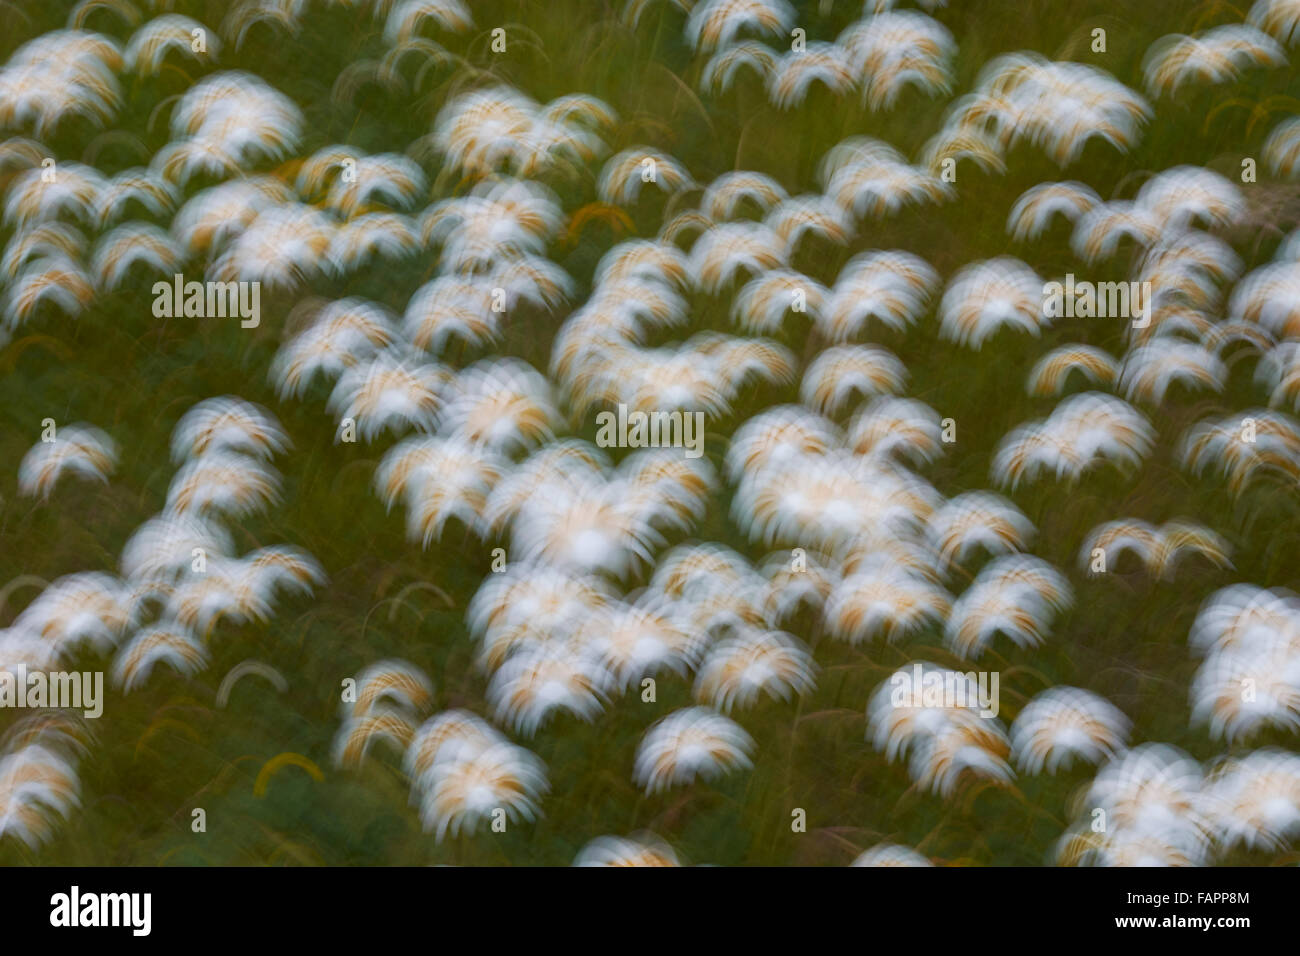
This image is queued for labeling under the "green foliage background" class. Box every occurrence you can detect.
[2,0,1299,865]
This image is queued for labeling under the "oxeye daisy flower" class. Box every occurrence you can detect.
[633,707,755,794]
